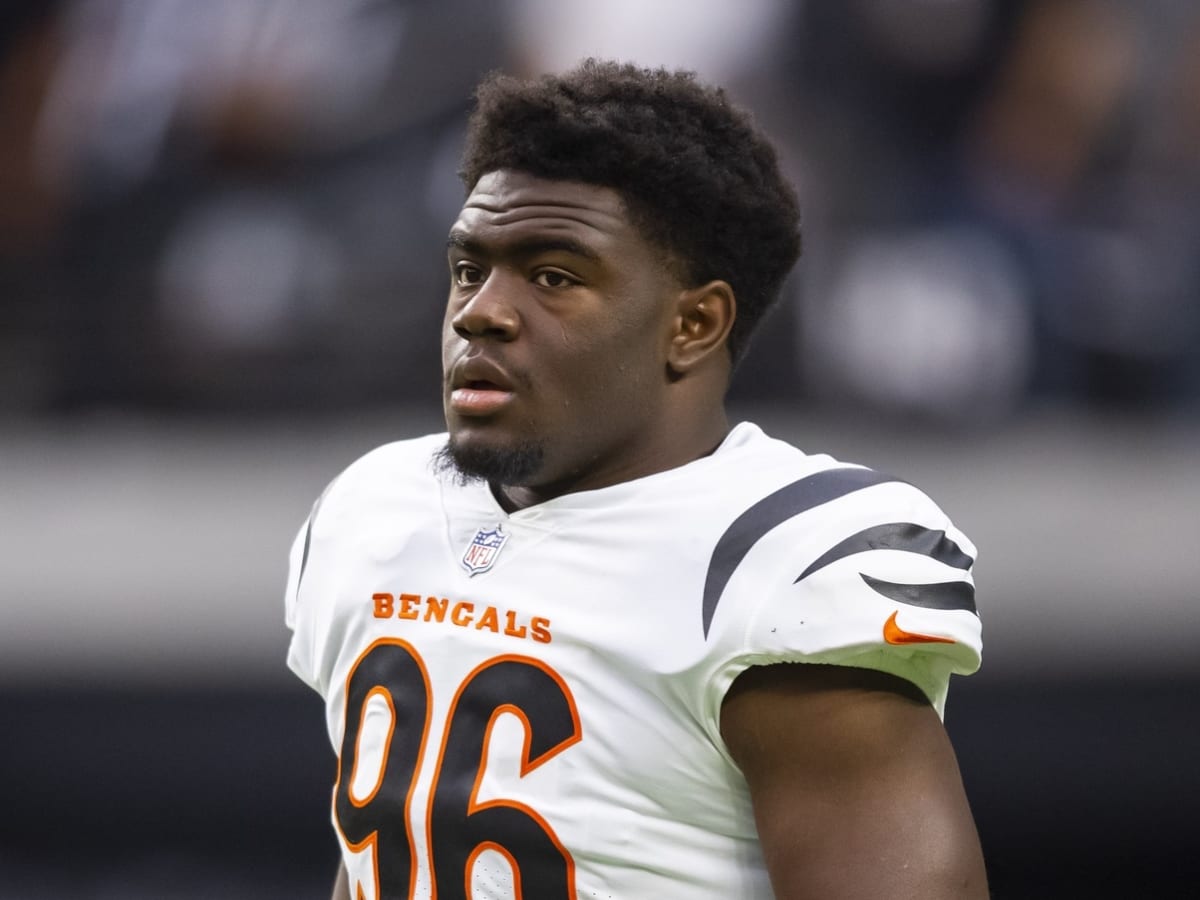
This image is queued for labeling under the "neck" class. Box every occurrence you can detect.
[494,405,730,512]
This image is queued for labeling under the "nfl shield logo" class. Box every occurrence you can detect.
[461,524,509,576]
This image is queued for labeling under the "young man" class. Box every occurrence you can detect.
[285,60,987,899]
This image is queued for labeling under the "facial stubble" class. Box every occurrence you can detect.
[434,434,545,487]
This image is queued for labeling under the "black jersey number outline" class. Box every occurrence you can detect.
[334,638,582,899]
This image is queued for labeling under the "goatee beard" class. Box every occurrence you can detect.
[433,436,545,487]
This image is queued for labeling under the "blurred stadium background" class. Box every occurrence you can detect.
[1,1,1197,897]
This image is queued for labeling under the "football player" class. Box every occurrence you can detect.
[286,59,987,900]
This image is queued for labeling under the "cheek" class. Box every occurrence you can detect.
[440,314,462,371]
[581,341,664,413]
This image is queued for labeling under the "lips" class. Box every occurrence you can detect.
[448,355,517,416]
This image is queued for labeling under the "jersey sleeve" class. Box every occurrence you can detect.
[711,477,982,717]
[282,477,339,694]
[283,513,315,690]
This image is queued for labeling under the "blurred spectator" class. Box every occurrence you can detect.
[1,0,508,412]
[958,0,1200,411]
[1,0,1197,420]
[782,0,1199,421]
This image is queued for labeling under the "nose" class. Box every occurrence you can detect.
[451,272,519,341]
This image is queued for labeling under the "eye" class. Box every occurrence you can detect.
[533,269,577,289]
[453,263,484,287]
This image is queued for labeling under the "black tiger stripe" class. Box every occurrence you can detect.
[794,522,974,584]
[860,574,977,613]
[702,467,900,638]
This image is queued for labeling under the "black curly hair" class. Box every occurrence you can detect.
[459,59,802,363]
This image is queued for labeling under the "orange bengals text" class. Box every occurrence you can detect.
[371,592,552,644]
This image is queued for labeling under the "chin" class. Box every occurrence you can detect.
[435,432,545,486]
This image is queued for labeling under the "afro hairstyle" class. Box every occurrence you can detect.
[459,59,802,363]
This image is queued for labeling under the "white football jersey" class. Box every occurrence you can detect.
[284,422,982,900]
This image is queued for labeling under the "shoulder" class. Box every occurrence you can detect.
[314,432,449,520]
[704,423,981,711]
[293,431,448,586]
[327,431,449,492]
[706,424,972,624]
[707,422,904,508]
[283,432,449,682]
[714,423,973,565]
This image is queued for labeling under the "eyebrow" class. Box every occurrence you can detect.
[446,230,601,262]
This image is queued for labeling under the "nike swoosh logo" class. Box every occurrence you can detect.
[883,610,956,645]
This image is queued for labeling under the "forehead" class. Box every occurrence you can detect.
[451,170,636,249]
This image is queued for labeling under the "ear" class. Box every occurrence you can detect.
[666,280,736,377]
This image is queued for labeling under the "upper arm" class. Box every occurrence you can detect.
[720,663,987,900]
